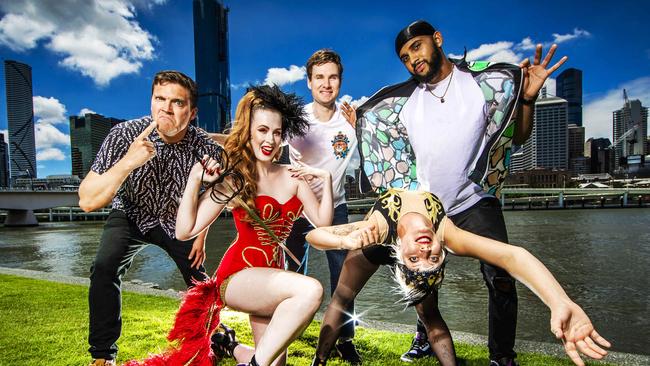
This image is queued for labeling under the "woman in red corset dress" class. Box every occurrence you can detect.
[126,85,333,366]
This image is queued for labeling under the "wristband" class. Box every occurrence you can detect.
[520,94,538,106]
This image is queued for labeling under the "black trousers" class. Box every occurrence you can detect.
[416,197,518,360]
[88,210,208,360]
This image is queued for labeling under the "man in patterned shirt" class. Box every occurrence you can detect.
[79,70,222,366]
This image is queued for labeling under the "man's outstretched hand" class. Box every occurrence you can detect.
[520,44,568,100]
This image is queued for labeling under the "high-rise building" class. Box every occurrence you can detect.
[4,60,37,184]
[535,96,569,170]
[556,68,583,126]
[510,95,568,173]
[0,133,9,187]
[568,124,588,176]
[584,137,611,174]
[612,97,648,170]
[510,142,534,173]
[568,124,585,159]
[69,113,124,178]
[193,0,231,133]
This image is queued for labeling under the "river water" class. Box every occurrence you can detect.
[0,208,648,355]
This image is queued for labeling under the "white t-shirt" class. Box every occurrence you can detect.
[400,66,489,216]
[288,102,358,208]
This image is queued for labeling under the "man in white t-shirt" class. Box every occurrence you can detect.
[284,49,361,364]
[339,21,566,366]
[392,21,564,366]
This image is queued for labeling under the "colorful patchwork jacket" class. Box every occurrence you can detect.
[356,58,523,198]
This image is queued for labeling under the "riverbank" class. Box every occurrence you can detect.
[1,195,649,225]
[2,209,649,356]
[1,267,646,366]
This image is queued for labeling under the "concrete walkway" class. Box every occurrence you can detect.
[1,266,646,365]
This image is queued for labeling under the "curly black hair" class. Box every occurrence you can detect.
[247,84,309,141]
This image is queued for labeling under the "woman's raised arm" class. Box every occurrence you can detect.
[444,221,610,366]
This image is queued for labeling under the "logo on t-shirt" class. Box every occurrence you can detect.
[331,131,350,159]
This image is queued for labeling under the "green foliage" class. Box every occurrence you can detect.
[0,274,609,365]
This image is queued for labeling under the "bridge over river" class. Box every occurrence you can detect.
[346,187,650,212]
[2,187,650,226]
[0,190,79,226]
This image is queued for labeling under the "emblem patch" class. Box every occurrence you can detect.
[331,131,350,159]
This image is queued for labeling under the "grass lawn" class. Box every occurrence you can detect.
[0,274,608,366]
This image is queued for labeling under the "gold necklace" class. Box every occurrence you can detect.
[427,68,454,103]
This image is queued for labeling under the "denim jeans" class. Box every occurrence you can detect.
[88,210,208,360]
[285,203,355,339]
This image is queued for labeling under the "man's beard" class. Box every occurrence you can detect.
[410,45,443,84]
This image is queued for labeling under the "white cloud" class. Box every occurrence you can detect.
[552,28,591,44]
[517,37,536,51]
[0,13,54,51]
[33,96,67,125]
[339,95,353,103]
[37,147,66,161]
[485,49,521,64]
[466,41,514,61]
[131,0,168,10]
[79,108,96,116]
[453,28,590,64]
[353,96,370,107]
[339,94,370,108]
[31,95,71,161]
[0,0,160,86]
[543,78,557,96]
[35,123,70,149]
[231,82,257,90]
[584,77,650,140]
[3,97,70,163]
[264,65,306,87]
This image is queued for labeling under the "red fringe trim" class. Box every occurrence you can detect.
[124,277,223,366]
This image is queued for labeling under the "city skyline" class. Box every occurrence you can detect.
[0,0,649,177]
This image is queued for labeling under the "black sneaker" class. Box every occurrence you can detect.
[335,339,361,364]
[400,334,433,362]
[489,357,519,366]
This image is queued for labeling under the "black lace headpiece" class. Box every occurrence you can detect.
[392,249,448,307]
[247,84,309,141]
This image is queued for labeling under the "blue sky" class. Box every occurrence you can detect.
[1,0,649,178]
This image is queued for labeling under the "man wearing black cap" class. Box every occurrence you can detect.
[352,20,566,365]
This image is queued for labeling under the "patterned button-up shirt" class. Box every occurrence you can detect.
[91,116,222,238]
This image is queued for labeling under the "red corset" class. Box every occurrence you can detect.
[215,195,303,284]
[123,195,304,366]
